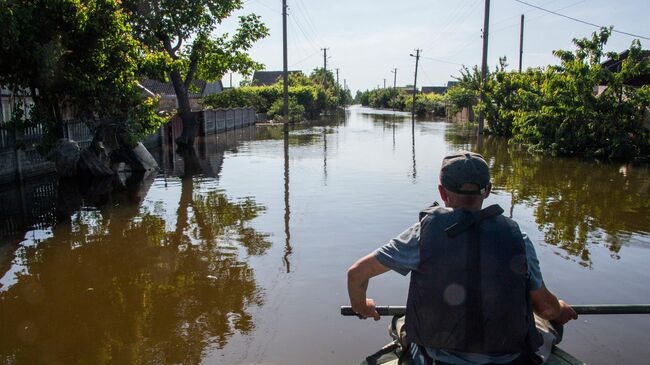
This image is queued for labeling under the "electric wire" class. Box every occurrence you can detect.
[515,0,650,40]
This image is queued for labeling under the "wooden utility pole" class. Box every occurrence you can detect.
[321,48,329,88]
[229,72,233,88]
[519,14,525,73]
[336,68,340,87]
[384,78,386,89]
[391,68,397,88]
[410,49,421,118]
[282,0,289,132]
[478,0,490,135]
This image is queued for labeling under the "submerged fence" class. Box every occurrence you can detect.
[0,107,257,185]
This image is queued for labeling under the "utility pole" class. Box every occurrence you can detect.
[321,48,329,89]
[478,0,490,135]
[282,0,289,132]
[519,14,525,73]
[391,68,397,88]
[383,78,386,89]
[410,49,421,118]
[336,68,340,87]
[229,72,233,88]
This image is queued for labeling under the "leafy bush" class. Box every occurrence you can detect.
[267,97,305,123]
[203,69,346,120]
[446,28,650,159]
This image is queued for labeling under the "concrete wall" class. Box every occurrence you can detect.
[201,107,256,136]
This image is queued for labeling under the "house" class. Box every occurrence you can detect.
[421,86,448,95]
[251,70,301,86]
[139,79,224,111]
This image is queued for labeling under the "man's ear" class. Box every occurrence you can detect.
[483,183,492,199]
[438,185,448,203]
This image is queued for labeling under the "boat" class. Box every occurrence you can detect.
[344,309,585,365]
[359,339,584,365]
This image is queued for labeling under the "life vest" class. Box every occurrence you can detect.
[405,204,542,356]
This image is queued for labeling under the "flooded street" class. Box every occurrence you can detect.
[1,106,650,364]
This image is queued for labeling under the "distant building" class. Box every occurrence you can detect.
[139,79,224,111]
[251,70,301,86]
[421,86,448,95]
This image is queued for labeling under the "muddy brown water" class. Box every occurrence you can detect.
[1,106,649,364]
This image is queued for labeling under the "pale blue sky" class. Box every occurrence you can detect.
[219,0,649,92]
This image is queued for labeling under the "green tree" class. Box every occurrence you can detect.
[0,0,164,153]
[121,0,269,148]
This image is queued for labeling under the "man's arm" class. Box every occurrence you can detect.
[347,253,390,320]
[531,283,578,324]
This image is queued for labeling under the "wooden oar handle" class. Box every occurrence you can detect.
[340,305,650,316]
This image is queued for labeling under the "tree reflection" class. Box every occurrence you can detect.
[445,126,650,267]
[0,163,271,364]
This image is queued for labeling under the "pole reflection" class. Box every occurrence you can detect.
[283,132,292,273]
[411,117,417,182]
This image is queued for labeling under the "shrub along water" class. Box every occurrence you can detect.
[202,70,352,121]
[447,28,650,160]
[353,88,446,117]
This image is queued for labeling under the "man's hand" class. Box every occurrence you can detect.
[352,298,380,321]
[556,300,578,324]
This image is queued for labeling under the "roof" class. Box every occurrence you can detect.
[601,50,650,86]
[252,70,301,86]
[421,86,448,94]
[139,79,224,98]
[202,81,224,96]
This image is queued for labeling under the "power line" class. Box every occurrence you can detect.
[514,0,650,40]
[289,49,320,68]
[490,0,586,35]
[420,56,464,66]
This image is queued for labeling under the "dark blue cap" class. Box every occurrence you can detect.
[440,151,491,195]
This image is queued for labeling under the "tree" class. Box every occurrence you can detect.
[121,0,269,148]
[0,0,164,154]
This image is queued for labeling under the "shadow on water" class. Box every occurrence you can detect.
[0,137,272,364]
[445,125,650,267]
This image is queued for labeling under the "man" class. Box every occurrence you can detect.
[347,151,577,365]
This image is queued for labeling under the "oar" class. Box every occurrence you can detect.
[340,305,650,317]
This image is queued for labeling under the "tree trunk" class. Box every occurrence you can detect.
[168,69,197,149]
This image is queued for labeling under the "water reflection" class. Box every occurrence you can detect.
[445,126,650,267]
[411,118,417,182]
[0,147,271,364]
[283,134,292,273]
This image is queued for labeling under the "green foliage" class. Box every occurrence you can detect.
[0,0,165,151]
[405,93,446,117]
[267,97,305,123]
[446,28,650,159]
[203,68,348,120]
[354,88,447,117]
[445,85,477,115]
[121,0,269,144]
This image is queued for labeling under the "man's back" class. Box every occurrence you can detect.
[406,205,540,358]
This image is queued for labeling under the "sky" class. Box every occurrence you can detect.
[218,0,650,93]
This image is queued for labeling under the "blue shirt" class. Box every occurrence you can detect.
[374,222,544,365]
